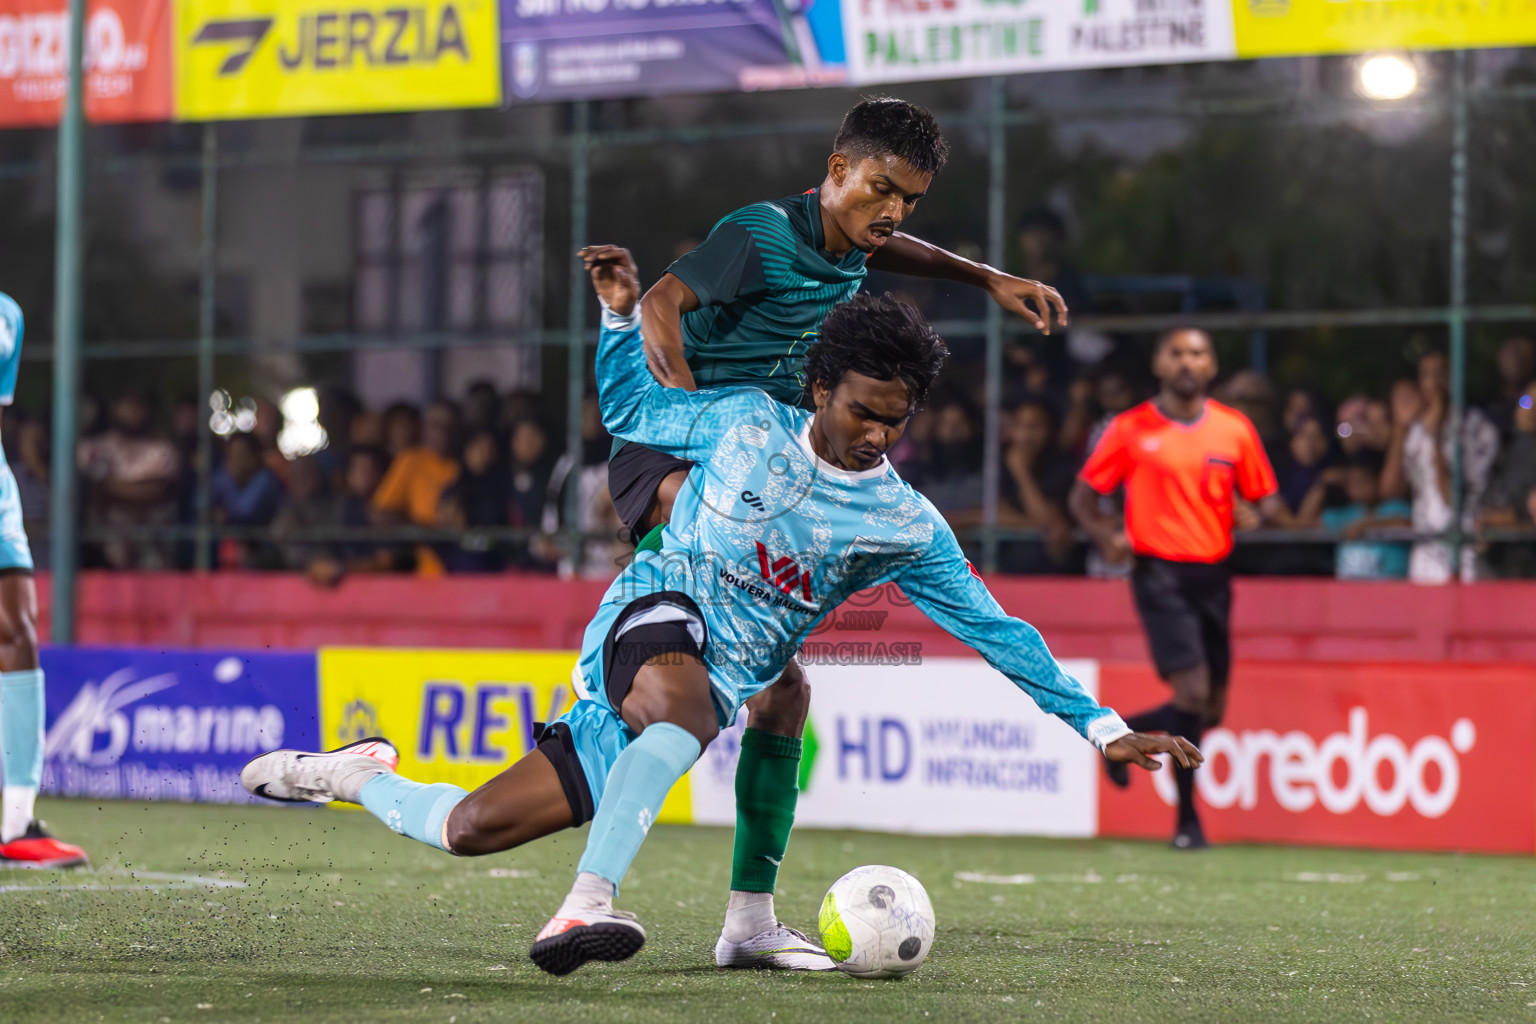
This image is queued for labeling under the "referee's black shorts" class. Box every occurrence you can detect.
[608,441,694,541]
[1130,555,1232,690]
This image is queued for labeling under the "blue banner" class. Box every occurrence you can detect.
[39,647,319,805]
[501,0,846,103]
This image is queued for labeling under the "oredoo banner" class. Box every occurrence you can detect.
[1097,662,1536,854]
[687,658,1103,837]
[39,646,317,804]
[0,0,173,127]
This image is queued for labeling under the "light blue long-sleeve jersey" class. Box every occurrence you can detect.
[579,305,1130,751]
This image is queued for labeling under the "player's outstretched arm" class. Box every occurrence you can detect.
[893,510,1128,751]
[867,232,1068,334]
[1104,733,1204,772]
[581,245,750,464]
[639,274,700,391]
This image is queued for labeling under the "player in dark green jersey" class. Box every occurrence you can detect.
[586,98,1070,972]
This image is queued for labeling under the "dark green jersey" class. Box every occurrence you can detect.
[665,189,868,406]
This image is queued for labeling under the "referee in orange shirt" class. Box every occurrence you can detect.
[1069,328,1289,849]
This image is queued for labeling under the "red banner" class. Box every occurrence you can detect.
[1098,661,1536,854]
[0,0,172,127]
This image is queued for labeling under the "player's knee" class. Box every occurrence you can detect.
[748,661,811,734]
[4,607,38,670]
[442,800,494,857]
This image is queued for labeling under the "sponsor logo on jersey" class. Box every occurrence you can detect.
[756,540,813,601]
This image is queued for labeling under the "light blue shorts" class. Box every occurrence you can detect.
[0,463,34,571]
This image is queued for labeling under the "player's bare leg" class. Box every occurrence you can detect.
[1104,661,1212,848]
[638,467,829,968]
[531,652,715,975]
[716,658,833,970]
[0,571,85,869]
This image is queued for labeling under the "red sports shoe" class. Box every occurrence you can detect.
[0,821,89,869]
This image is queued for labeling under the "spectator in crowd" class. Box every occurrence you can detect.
[316,387,362,486]
[915,392,985,521]
[507,417,556,572]
[1015,207,1098,366]
[1281,388,1328,438]
[1295,453,1412,580]
[1216,369,1284,463]
[1275,414,1336,515]
[339,446,393,573]
[252,397,289,486]
[996,398,1079,572]
[1081,368,1145,580]
[1480,378,1536,577]
[77,391,180,569]
[1382,349,1500,583]
[1335,394,1392,461]
[383,401,422,457]
[888,400,937,485]
[271,455,344,583]
[350,409,386,451]
[542,395,622,577]
[435,429,507,574]
[211,432,284,568]
[461,380,503,439]
[1486,336,1536,444]
[372,400,461,576]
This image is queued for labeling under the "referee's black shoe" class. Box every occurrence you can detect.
[1171,821,1210,850]
[1104,758,1130,789]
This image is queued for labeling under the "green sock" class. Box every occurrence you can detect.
[634,523,665,553]
[730,728,803,894]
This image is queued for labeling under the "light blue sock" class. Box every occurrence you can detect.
[359,773,466,852]
[577,722,701,889]
[1,669,44,789]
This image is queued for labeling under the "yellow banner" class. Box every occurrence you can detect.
[175,0,500,120]
[317,647,691,823]
[1234,0,1536,57]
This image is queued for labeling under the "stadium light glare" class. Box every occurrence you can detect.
[1357,54,1418,101]
[278,386,329,458]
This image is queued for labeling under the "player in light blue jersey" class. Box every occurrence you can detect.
[241,249,1199,976]
[0,294,88,868]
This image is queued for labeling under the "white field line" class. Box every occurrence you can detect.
[0,869,248,894]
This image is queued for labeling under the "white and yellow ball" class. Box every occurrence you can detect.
[817,865,935,978]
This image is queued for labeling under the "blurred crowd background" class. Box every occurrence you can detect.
[4,55,1536,583]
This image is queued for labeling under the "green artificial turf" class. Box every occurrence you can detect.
[2,798,1533,1023]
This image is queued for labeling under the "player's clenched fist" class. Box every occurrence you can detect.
[1103,732,1204,772]
[581,244,641,316]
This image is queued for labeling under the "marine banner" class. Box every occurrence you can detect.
[1097,661,1536,854]
[174,0,501,120]
[686,658,1103,837]
[1232,0,1536,58]
[0,0,174,127]
[841,0,1235,85]
[39,646,318,804]
[500,0,847,103]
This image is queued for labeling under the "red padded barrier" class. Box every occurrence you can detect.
[32,571,1536,662]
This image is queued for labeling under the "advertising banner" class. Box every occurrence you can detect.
[309,647,695,812]
[841,0,1234,86]
[174,0,501,121]
[39,646,317,804]
[687,658,1103,837]
[500,0,846,103]
[0,0,173,127]
[1097,662,1536,854]
[1233,0,1536,58]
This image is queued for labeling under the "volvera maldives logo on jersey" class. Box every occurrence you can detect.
[757,541,813,601]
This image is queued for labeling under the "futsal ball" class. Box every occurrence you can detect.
[818,865,935,978]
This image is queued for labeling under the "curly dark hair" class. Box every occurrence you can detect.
[802,293,949,410]
[833,98,949,176]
